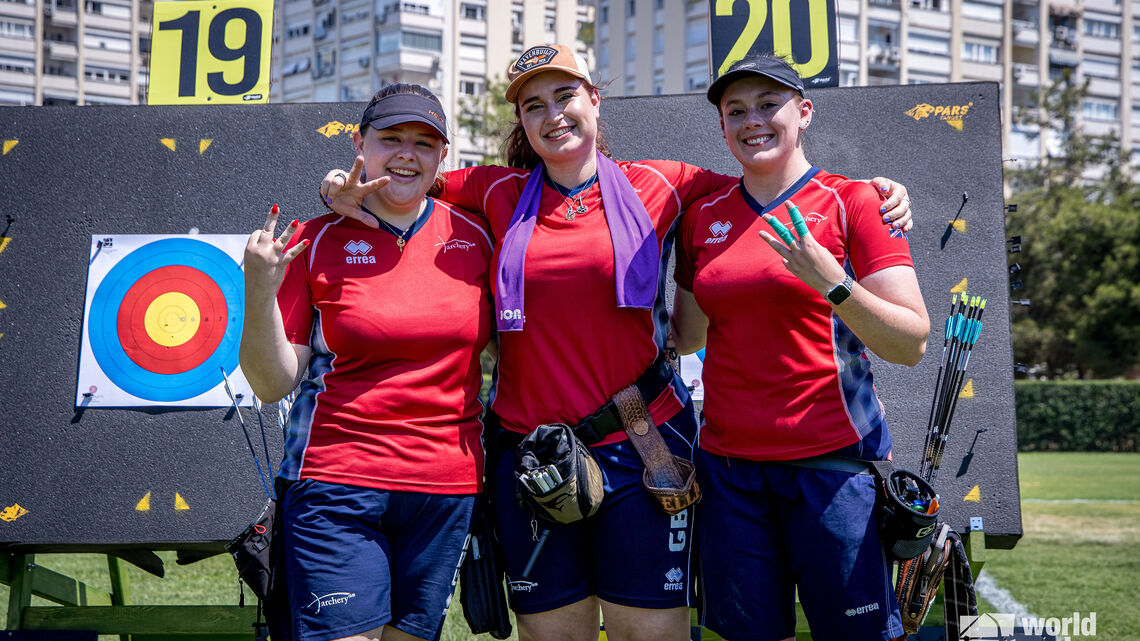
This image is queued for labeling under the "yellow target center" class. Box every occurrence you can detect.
[144,292,201,347]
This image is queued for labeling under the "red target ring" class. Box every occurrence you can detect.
[116,265,228,375]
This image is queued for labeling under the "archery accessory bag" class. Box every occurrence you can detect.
[515,423,605,524]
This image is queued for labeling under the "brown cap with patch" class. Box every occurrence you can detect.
[505,44,593,104]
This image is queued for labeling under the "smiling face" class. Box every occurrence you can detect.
[353,121,447,215]
[718,75,812,172]
[515,70,601,168]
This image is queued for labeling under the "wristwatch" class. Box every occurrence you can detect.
[825,275,855,306]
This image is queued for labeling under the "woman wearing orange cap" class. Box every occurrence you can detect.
[317,46,913,641]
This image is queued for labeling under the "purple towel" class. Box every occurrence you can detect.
[496,151,659,331]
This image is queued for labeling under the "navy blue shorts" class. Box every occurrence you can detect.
[696,449,904,641]
[490,403,699,614]
[282,479,475,641]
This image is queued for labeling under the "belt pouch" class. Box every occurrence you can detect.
[515,423,605,524]
[869,460,940,560]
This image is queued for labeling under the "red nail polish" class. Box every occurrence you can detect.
[291,219,299,227]
[271,203,279,214]
[302,239,311,245]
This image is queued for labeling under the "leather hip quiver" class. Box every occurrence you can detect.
[611,385,701,515]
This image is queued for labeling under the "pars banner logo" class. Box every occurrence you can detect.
[905,102,974,131]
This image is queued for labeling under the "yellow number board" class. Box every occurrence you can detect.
[148,0,273,105]
[709,0,839,89]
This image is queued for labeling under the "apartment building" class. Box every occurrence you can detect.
[1,0,591,166]
[594,0,1139,167]
[272,0,593,167]
[0,0,150,105]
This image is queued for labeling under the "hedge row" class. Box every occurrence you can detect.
[1016,380,1140,451]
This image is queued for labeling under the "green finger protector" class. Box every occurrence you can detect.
[765,216,796,244]
[785,201,810,237]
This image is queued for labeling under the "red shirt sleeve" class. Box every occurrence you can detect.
[672,162,738,210]
[839,180,915,278]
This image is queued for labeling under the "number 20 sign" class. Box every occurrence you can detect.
[148,0,273,104]
[709,0,839,89]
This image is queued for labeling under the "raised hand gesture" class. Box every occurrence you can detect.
[244,204,309,300]
[318,156,391,229]
[759,200,849,297]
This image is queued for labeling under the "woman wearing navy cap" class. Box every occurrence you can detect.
[241,83,493,641]
[672,53,929,641]
[317,47,915,641]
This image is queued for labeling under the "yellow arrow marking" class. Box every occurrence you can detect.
[0,237,10,255]
[950,278,968,294]
[0,297,6,310]
[174,493,190,511]
[1,504,28,521]
[964,485,981,502]
[199,139,212,154]
[2,140,17,155]
[949,219,966,233]
[160,138,176,152]
[959,379,974,399]
[136,491,152,511]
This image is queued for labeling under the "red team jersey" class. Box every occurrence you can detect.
[442,161,735,440]
[675,168,914,461]
[276,200,493,493]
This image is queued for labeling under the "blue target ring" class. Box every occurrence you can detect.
[88,238,244,402]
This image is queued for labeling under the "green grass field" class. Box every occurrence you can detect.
[3,452,1136,639]
[977,453,1140,640]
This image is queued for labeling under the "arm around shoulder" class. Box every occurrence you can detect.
[671,286,709,355]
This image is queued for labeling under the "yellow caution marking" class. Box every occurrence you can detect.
[964,485,981,502]
[949,219,967,233]
[959,379,974,399]
[174,493,190,511]
[950,278,968,294]
[0,237,10,255]
[1,504,28,522]
[199,139,212,154]
[136,491,152,511]
[2,140,17,155]
[160,138,177,152]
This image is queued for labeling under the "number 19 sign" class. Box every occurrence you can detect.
[148,0,273,104]
[709,0,839,89]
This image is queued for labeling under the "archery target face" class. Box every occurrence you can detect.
[78,235,253,407]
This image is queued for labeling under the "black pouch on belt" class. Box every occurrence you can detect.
[515,423,605,524]
[868,460,940,561]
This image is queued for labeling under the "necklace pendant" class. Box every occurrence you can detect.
[575,203,588,215]
[565,205,576,221]
[396,237,406,252]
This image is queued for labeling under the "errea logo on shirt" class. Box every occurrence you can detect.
[704,221,732,244]
[344,240,375,264]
